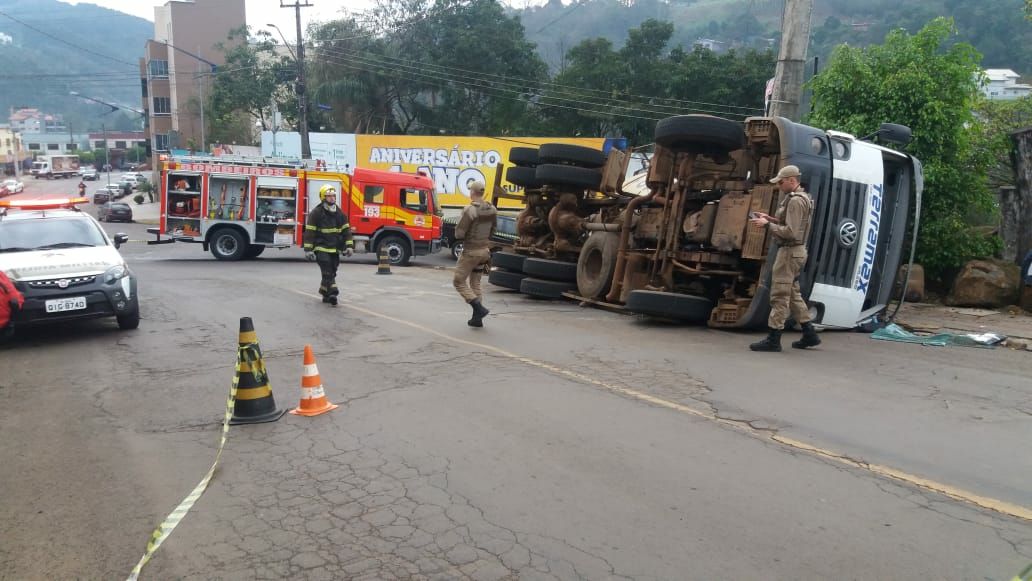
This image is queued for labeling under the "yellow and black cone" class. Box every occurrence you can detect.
[376,247,392,275]
[230,317,286,425]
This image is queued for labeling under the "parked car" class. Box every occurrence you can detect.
[441,212,519,260]
[103,184,124,198]
[97,201,133,223]
[119,174,147,190]
[0,184,9,198]
[93,190,111,205]
[0,198,139,330]
[81,168,98,181]
[3,179,24,194]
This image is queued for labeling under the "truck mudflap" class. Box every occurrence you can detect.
[146,227,201,245]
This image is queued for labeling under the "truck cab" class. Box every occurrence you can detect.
[305,167,442,266]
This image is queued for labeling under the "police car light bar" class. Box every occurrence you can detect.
[0,197,90,210]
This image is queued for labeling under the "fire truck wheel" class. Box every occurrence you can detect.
[538,143,606,168]
[523,257,577,283]
[654,115,745,155]
[488,268,526,290]
[576,233,619,298]
[506,166,543,189]
[520,277,577,299]
[625,290,714,323]
[534,164,602,191]
[508,147,540,167]
[377,234,411,266]
[209,228,248,261]
[490,251,526,273]
[245,244,265,259]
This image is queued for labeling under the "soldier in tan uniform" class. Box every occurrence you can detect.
[453,181,498,327]
[748,165,821,352]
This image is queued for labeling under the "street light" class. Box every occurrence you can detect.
[266,24,297,60]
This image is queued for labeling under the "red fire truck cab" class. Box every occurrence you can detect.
[148,156,443,265]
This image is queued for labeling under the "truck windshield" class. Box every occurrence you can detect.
[0,217,107,252]
[430,189,442,217]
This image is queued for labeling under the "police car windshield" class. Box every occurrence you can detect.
[0,217,107,252]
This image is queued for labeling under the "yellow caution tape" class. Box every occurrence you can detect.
[125,342,258,580]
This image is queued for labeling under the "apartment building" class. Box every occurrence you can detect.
[139,0,246,155]
[982,69,1032,101]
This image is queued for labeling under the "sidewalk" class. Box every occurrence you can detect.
[892,301,1032,350]
[131,199,160,225]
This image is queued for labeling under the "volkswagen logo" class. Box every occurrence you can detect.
[837,219,859,248]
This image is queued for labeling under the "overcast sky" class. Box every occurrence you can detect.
[56,0,548,42]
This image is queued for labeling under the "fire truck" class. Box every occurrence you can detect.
[147,156,442,265]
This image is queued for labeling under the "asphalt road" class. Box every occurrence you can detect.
[1,178,1031,580]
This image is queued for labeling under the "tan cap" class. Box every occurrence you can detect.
[769,165,801,184]
[469,180,486,193]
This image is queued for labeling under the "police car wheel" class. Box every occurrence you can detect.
[654,115,745,155]
[625,290,714,323]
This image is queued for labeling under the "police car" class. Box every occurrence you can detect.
[0,197,140,330]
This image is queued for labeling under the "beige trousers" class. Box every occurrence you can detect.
[453,247,492,302]
[768,246,811,329]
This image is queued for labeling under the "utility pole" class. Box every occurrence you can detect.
[769,0,813,121]
[102,123,110,186]
[281,0,312,159]
[198,46,207,154]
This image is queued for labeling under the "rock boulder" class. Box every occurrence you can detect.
[946,260,1021,308]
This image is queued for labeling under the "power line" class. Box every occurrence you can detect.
[0,8,138,68]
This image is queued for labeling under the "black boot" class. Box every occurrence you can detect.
[750,328,782,352]
[327,294,338,306]
[468,298,489,327]
[792,322,821,349]
[321,294,332,304]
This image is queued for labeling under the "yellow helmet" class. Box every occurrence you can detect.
[319,184,337,201]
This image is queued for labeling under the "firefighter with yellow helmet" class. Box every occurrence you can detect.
[303,184,354,305]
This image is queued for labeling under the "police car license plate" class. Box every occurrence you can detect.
[45,297,87,313]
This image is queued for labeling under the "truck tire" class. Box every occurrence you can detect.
[625,290,714,323]
[244,244,266,259]
[535,164,602,191]
[576,232,619,298]
[376,234,412,266]
[488,268,526,290]
[654,115,744,155]
[210,228,248,261]
[506,166,543,189]
[450,241,463,260]
[520,277,577,299]
[509,147,540,167]
[491,251,526,272]
[538,143,606,168]
[523,257,577,282]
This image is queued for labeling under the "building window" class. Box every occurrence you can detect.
[4,138,9,147]
[115,141,127,149]
[155,134,170,151]
[67,144,77,151]
[47,144,59,151]
[148,59,169,78]
[141,78,148,98]
[28,143,40,150]
[153,97,171,115]
[94,140,105,149]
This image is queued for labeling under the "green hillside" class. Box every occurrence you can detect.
[0,0,152,131]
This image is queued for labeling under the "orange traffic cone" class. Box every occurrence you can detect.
[289,344,339,417]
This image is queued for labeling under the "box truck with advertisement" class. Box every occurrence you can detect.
[31,154,80,179]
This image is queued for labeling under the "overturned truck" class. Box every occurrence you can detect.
[489,114,923,329]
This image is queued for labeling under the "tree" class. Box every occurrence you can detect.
[808,17,998,281]
[209,27,292,145]
[971,97,1032,190]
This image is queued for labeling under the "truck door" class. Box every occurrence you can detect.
[399,186,434,244]
[354,182,392,236]
[306,177,344,221]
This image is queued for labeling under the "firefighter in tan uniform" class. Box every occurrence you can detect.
[453,181,497,327]
[748,165,821,352]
